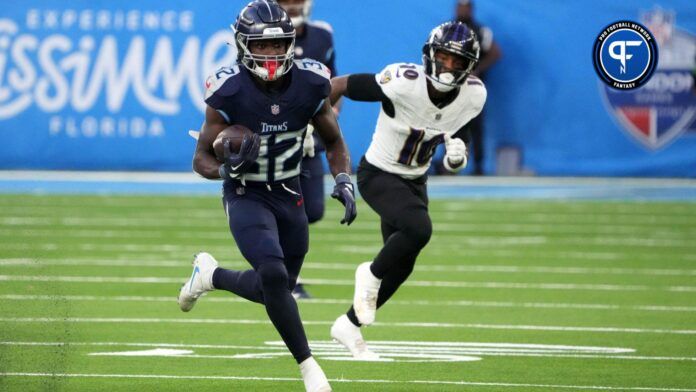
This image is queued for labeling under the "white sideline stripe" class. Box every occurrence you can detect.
[3,258,695,277]
[1,274,685,292]
[1,317,694,335]
[1,373,694,391]
[3,294,695,313]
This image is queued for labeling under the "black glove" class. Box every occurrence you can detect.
[219,133,261,179]
[331,173,357,225]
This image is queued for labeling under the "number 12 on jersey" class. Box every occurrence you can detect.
[398,128,445,166]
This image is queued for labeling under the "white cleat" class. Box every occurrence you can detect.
[331,315,380,361]
[353,261,381,325]
[177,252,218,312]
[299,357,331,392]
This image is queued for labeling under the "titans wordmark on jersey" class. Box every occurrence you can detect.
[204,59,331,183]
[365,63,487,179]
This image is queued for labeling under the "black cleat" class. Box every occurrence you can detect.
[292,283,312,300]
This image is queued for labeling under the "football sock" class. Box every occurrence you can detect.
[212,268,263,304]
[257,262,312,364]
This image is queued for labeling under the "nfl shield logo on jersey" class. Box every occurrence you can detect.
[271,104,280,115]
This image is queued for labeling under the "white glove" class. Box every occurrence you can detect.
[303,123,315,158]
[443,135,467,172]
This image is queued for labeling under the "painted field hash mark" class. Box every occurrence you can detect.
[87,341,634,363]
[78,340,696,363]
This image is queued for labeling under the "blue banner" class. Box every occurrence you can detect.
[1,1,695,176]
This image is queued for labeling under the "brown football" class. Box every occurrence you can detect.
[213,125,255,162]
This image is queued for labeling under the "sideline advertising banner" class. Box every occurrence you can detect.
[1,1,694,176]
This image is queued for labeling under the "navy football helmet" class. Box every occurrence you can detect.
[233,0,296,81]
[422,22,480,91]
[277,0,313,28]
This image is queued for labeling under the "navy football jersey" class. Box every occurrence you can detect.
[294,21,336,152]
[294,21,336,75]
[205,59,331,183]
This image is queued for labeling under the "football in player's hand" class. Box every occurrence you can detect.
[213,125,255,162]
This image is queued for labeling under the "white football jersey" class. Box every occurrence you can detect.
[364,63,486,179]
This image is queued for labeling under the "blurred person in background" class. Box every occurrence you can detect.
[278,0,339,299]
[436,0,501,175]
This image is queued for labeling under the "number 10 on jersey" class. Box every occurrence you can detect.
[398,128,445,166]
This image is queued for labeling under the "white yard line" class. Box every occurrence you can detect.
[2,341,695,362]
[2,215,694,231]
[2,294,694,313]
[2,214,694,235]
[0,341,284,351]
[3,203,692,220]
[0,317,694,335]
[3,258,694,277]
[2,237,696,254]
[0,372,694,391]
[2,274,688,292]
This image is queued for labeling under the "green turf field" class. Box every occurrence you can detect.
[0,194,695,391]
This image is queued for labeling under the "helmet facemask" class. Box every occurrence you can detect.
[236,30,296,81]
[423,47,478,92]
[422,22,480,92]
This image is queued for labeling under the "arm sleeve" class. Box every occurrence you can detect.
[346,73,395,118]
[346,73,389,102]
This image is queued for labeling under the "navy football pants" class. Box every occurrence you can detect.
[212,178,311,363]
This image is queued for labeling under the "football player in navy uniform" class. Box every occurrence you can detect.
[178,2,355,391]
[328,22,486,360]
[278,0,338,299]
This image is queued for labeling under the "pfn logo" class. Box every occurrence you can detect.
[608,40,642,74]
[593,21,658,90]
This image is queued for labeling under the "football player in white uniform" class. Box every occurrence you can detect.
[327,22,486,359]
